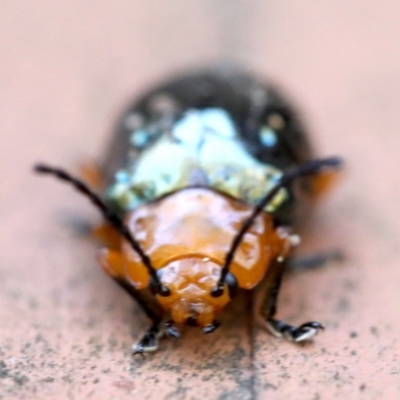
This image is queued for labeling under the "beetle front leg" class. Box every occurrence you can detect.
[100,249,164,353]
[113,277,164,354]
[132,323,163,355]
[255,260,324,343]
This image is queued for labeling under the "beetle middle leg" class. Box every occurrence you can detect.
[254,260,324,342]
[287,249,344,272]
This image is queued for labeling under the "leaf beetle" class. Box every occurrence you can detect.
[35,68,342,354]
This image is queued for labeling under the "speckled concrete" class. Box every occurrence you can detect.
[1,2,400,399]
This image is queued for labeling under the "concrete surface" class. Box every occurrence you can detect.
[1,1,400,399]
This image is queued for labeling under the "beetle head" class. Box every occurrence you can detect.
[154,257,236,330]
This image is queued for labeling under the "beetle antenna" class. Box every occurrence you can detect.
[212,157,343,296]
[34,163,170,296]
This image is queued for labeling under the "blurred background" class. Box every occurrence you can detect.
[1,1,400,399]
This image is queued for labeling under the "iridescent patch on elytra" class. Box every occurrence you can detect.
[106,108,287,212]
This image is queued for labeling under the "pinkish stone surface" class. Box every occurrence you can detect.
[1,2,400,399]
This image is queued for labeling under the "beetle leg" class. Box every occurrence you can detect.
[165,320,181,339]
[202,320,221,334]
[266,319,324,342]
[115,279,163,354]
[99,249,164,353]
[287,250,344,272]
[111,277,163,354]
[132,324,163,355]
[254,260,324,343]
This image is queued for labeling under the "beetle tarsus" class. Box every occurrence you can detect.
[165,321,181,339]
[266,318,324,342]
[202,320,220,334]
[132,325,161,355]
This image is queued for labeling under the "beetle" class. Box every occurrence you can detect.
[35,68,342,354]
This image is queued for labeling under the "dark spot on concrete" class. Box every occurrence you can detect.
[22,342,32,353]
[370,326,379,336]
[360,383,366,391]
[335,297,350,313]
[279,371,291,380]
[108,336,118,350]
[343,279,357,292]
[263,382,277,390]
[43,377,54,383]
[350,350,357,356]
[62,375,73,383]
[217,386,253,400]
[201,374,213,381]
[333,372,340,381]
[13,375,28,385]
[112,378,135,393]
[350,331,358,338]
[28,297,38,310]
[164,385,188,400]
[0,361,10,378]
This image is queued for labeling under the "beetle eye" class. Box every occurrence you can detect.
[225,272,238,298]
[158,285,171,296]
[210,285,224,298]
[210,272,238,299]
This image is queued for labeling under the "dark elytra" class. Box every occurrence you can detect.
[100,67,314,223]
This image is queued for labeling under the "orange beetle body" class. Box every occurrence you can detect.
[36,68,341,353]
